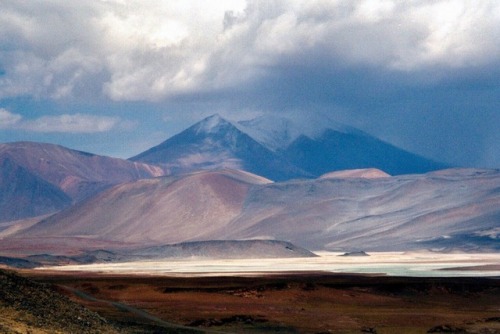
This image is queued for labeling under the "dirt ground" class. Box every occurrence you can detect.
[20,271,500,334]
[0,269,118,334]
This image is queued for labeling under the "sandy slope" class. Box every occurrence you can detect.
[18,170,268,244]
[208,168,500,251]
[0,141,164,201]
[7,168,500,253]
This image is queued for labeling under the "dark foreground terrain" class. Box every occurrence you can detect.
[1,268,497,334]
[0,268,118,333]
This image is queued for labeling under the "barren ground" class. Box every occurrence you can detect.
[19,270,500,334]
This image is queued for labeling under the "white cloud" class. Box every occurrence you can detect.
[0,108,22,127]
[21,114,121,133]
[0,0,499,101]
[0,109,124,133]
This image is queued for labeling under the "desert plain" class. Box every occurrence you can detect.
[1,252,494,334]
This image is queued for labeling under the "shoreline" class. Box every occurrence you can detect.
[31,252,500,278]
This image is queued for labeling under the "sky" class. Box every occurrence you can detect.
[0,0,499,168]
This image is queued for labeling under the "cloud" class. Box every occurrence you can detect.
[21,114,124,133]
[0,108,125,133]
[0,108,22,126]
[1,1,499,168]
[1,0,499,101]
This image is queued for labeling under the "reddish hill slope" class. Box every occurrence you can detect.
[9,168,499,253]
[0,142,165,222]
[18,169,271,246]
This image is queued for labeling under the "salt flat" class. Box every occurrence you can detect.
[40,252,500,277]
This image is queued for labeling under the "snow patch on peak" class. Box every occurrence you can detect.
[236,112,357,151]
[194,114,231,134]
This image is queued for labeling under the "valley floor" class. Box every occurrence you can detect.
[3,253,500,333]
[21,270,500,334]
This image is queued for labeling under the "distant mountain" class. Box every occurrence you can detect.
[131,113,447,180]
[320,168,390,179]
[0,113,449,224]
[0,239,315,265]
[238,113,448,176]
[0,157,71,222]
[219,168,500,251]
[59,240,317,262]
[9,168,500,253]
[123,240,317,259]
[130,114,309,181]
[0,141,165,222]
[236,112,357,151]
[283,129,447,176]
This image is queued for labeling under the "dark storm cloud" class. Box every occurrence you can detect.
[173,58,500,167]
[2,1,499,100]
[0,1,499,166]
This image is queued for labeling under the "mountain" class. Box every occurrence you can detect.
[216,168,500,251]
[0,157,71,222]
[236,112,356,151]
[132,113,447,180]
[51,240,316,262]
[237,113,447,176]
[0,141,165,222]
[130,114,309,181]
[0,239,315,265]
[320,168,390,179]
[121,240,317,259]
[12,169,272,249]
[8,168,499,253]
[283,129,447,176]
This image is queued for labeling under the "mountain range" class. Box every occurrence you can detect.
[1,113,447,223]
[131,113,447,180]
[4,168,499,254]
[1,113,497,258]
[130,114,308,181]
